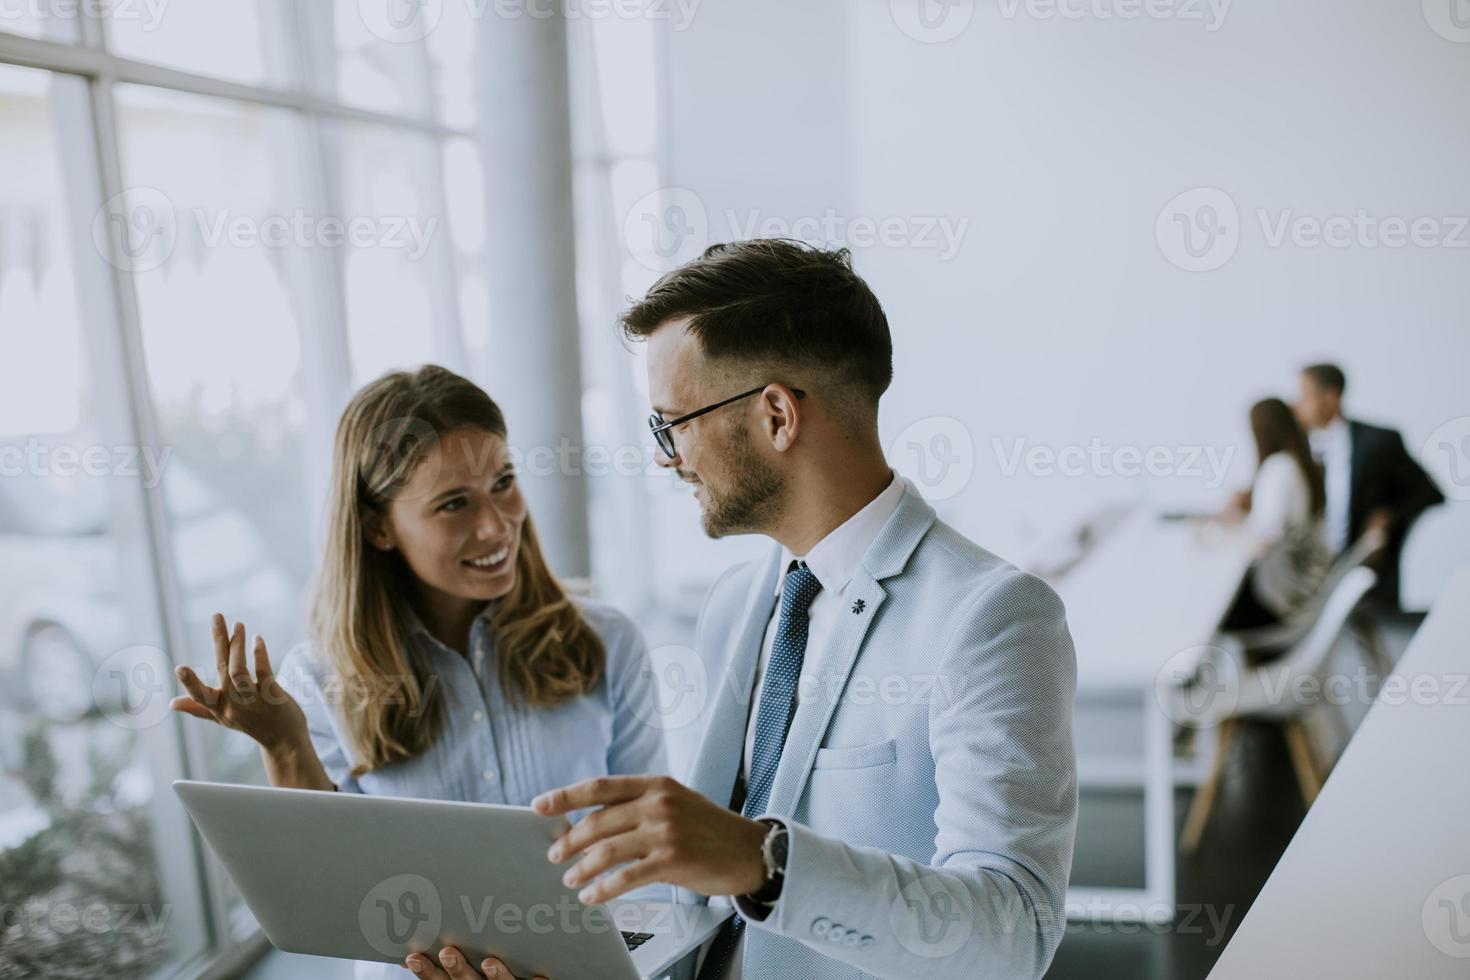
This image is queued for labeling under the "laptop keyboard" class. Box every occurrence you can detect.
[621,931,655,950]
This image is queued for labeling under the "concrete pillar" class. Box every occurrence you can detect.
[477,9,591,579]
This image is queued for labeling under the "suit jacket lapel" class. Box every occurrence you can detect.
[763,481,938,819]
[765,575,887,817]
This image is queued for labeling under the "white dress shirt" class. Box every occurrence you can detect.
[702,470,905,980]
[1246,452,1329,616]
[1310,416,1352,555]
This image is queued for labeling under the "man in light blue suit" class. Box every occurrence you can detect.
[431,239,1077,980]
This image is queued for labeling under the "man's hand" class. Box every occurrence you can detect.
[404,946,545,980]
[1365,507,1394,536]
[534,775,769,905]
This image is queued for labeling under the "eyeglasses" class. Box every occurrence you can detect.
[647,385,807,460]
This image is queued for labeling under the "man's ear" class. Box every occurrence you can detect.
[761,384,803,453]
[361,506,396,552]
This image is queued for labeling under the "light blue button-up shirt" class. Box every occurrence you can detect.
[276,597,669,978]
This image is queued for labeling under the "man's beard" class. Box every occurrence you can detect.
[698,418,786,538]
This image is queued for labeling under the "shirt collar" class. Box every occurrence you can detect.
[775,470,905,598]
[404,599,498,653]
[1310,416,1350,455]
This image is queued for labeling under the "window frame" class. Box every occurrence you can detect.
[0,5,476,976]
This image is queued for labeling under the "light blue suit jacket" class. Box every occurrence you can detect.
[680,479,1077,980]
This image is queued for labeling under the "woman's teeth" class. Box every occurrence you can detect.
[464,547,510,569]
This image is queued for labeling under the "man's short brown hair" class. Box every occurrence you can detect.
[1302,363,1347,396]
[619,240,893,414]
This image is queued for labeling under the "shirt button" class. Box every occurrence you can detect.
[473,711,485,722]
[482,769,497,782]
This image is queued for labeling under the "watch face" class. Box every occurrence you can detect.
[772,829,789,866]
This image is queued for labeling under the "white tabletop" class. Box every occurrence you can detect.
[1049,510,1253,691]
[1207,568,1470,978]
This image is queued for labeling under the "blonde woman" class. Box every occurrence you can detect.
[170,365,664,980]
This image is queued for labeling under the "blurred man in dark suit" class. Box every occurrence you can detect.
[1295,363,1445,610]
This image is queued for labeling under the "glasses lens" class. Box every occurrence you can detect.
[648,414,675,459]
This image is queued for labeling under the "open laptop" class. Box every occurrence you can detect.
[174,781,729,979]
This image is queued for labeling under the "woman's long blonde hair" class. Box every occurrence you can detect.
[309,365,605,777]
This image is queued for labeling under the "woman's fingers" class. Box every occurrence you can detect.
[211,613,232,691]
[404,953,449,978]
[228,621,256,694]
[169,696,217,722]
[477,956,535,979]
[253,635,274,682]
[436,947,485,980]
[175,665,220,712]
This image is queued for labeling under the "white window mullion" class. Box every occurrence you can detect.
[58,64,220,966]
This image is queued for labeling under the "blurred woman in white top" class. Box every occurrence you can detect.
[1221,397,1330,630]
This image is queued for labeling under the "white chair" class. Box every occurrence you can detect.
[1177,565,1379,853]
[1220,525,1387,658]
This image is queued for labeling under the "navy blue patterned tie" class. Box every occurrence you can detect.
[698,561,822,980]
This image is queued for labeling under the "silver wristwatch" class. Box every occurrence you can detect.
[750,818,789,907]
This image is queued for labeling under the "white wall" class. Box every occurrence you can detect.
[658,0,1469,609]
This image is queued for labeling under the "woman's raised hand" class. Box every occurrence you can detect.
[171,613,308,754]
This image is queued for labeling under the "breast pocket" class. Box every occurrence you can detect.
[812,737,898,771]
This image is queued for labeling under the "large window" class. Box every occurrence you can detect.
[0,6,486,975]
[1,3,678,972]
[0,63,208,978]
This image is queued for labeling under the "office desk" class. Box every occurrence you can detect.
[1206,568,1470,978]
[1048,510,1252,922]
